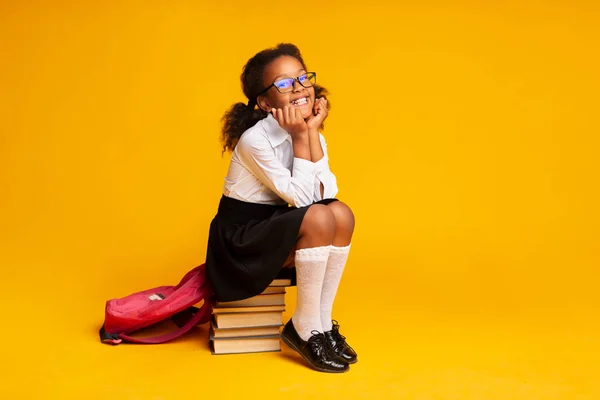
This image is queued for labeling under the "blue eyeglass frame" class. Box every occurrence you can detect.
[257,72,317,96]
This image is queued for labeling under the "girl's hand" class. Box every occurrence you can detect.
[271,106,308,140]
[306,97,328,132]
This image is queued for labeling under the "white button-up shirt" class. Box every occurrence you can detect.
[223,114,338,208]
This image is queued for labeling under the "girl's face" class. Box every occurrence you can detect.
[257,55,316,120]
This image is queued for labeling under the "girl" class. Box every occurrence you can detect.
[206,43,357,373]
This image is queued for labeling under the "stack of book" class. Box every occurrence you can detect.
[209,277,291,355]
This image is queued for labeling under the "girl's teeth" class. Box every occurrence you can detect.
[292,97,307,105]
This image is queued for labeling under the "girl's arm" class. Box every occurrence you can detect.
[308,130,326,198]
[236,133,317,208]
[312,133,338,201]
[306,98,328,164]
[308,129,325,163]
[306,98,336,200]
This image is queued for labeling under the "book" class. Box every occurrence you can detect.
[213,311,283,329]
[269,278,292,287]
[260,286,286,295]
[211,304,285,314]
[214,293,285,308]
[209,334,281,355]
[209,318,282,339]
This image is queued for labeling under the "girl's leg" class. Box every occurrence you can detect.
[328,201,355,247]
[318,201,358,363]
[283,200,354,268]
[320,201,355,331]
[291,204,335,341]
[282,203,351,372]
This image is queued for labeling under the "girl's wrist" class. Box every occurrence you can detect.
[291,133,310,144]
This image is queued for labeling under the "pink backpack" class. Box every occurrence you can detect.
[99,264,213,344]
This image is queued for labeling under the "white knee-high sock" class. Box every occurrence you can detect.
[320,244,351,331]
[292,245,330,341]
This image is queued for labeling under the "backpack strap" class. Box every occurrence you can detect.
[170,306,202,328]
[99,325,123,345]
[100,304,211,345]
[119,303,212,344]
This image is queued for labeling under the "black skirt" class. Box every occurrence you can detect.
[206,194,337,302]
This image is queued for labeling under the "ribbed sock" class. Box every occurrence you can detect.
[320,244,350,331]
[291,245,330,341]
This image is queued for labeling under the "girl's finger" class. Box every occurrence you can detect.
[313,99,320,115]
[284,106,291,124]
[316,101,324,116]
[289,106,296,124]
[320,98,328,116]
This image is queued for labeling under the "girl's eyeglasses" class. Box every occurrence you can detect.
[259,72,317,95]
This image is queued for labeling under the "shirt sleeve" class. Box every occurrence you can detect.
[236,134,317,208]
[313,133,339,201]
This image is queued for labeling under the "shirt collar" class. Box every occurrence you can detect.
[261,114,290,147]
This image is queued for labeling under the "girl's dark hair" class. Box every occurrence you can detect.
[220,43,330,153]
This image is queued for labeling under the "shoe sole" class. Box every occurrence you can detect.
[281,334,349,373]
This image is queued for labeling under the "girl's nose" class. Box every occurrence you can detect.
[292,79,303,92]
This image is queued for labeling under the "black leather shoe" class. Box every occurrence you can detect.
[281,320,349,373]
[324,320,358,364]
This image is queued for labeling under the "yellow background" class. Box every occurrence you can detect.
[1,1,598,399]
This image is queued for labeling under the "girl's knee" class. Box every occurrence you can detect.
[328,201,355,232]
[301,204,336,237]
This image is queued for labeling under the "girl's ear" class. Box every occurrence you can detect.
[257,95,271,113]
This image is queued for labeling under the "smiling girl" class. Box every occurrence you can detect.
[205,43,357,373]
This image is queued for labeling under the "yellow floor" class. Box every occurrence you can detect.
[2,267,597,400]
[1,1,599,398]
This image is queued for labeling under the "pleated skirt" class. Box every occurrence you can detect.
[206,194,337,302]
